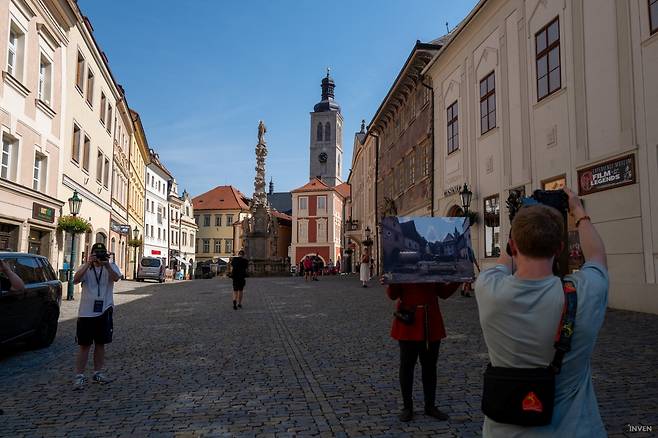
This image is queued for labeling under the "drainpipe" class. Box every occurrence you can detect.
[421,78,435,217]
[369,131,381,275]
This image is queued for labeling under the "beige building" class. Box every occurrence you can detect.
[177,190,197,278]
[127,109,148,279]
[108,89,132,276]
[193,185,250,263]
[421,0,658,314]
[56,6,122,284]
[0,0,68,259]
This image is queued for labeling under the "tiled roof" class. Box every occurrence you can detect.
[193,186,250,211]
[291,178,331,193]
[334,183,350,199]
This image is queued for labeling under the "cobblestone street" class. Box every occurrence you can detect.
[1,276,656,437]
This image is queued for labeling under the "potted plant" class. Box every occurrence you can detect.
[466,210,479,226]
[57,215,91,234]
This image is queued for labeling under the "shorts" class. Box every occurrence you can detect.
[76,307,113,346]
[233,278,246,291]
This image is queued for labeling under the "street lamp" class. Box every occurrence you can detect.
[66,190,82,300]
[132,227,140,281]
[460,183,473,215]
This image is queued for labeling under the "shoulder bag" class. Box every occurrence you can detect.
[481,280,577,426]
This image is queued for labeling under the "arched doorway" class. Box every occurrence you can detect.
[447,205,464,217]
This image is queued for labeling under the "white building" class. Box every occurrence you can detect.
[144,149,171,264]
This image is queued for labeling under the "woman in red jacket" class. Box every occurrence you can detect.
[385,280,460,422]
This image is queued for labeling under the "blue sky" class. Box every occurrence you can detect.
[399,217,467,242]
[79,0,477,197]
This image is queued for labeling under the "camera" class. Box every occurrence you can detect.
[93,250,110,262]
[506,189,570,277]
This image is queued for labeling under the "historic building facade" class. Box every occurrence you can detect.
[291,178,349,266]
[309,71,343,187]
[178,190,197,278]
[0,0,68,259]
[193,185,250,263]
[127,109,148,279]
[57,5,121,277]
[144,149,171,264]
[423,0,658,313]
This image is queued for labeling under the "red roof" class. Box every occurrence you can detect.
[291,178,332,193]
[271,210,292,221]
[193,186,249,211]
[334,182,350,199]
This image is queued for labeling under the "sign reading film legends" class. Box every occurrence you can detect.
[577,154,636,196]
[32,203,55,223]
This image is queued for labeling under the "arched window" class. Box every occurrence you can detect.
[110,237,116,255]
[96,232,106,245]
[316,122,323,141]
[325,122,331,141]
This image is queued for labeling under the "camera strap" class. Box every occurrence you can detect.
[549,280,578,374]
[91,265,104,298]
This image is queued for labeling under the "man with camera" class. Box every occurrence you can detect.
[72,242,122,390]
[475,188,608,436]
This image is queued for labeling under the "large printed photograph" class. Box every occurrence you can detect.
[381,216,475,284]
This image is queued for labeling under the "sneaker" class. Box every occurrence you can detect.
[424,406,449,421]
[233,302,237,310]
[73,374,87,390]
[92,372,112,384]
[399,407,413,422]
[237,303,242,309]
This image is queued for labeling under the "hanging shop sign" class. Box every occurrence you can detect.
[32,203,55,223]
[577,154,636,196]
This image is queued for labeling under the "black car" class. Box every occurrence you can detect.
[0,252,62,348]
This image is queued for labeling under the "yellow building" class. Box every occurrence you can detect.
[192,186,250,263]
[126,109,149,278]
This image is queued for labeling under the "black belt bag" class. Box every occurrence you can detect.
[393,307,415,325]
[481,281,578,427]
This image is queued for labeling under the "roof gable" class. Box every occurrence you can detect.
[193,185,249,211]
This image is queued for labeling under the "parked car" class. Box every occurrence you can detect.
[0,252,62,348]
[136,257,165,283]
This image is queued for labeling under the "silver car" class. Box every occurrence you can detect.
[136,257,165,283]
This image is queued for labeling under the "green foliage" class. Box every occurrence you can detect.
[467,210,479,226]
[128,238,143,248]
[57,215,91,234]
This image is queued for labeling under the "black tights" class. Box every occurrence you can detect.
[399,340,441,410]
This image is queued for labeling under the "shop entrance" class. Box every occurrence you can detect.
[0,223,19,251]
[28,229,50,256]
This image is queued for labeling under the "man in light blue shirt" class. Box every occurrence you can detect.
[475,188,608,437]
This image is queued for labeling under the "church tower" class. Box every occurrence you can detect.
[309,69,343,187]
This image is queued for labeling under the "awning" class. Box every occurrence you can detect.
[174,256,190,266]
[219,257,230,264]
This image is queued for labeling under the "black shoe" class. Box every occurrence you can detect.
[424,406,449,421]
[237,303,242,309]
[399,408,413,422]
[362,284,368,288]
[233,301,237,310]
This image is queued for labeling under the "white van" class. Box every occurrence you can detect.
[136,257,165,283]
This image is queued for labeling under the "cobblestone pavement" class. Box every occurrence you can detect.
[0,276,656,437]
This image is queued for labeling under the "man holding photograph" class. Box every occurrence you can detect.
[475,188,608,436]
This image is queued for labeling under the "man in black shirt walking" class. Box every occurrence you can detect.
[230,250,249,310]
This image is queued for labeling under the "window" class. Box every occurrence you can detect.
[103,156,110,188]
[317,220,327,243]
[194,215,199,225]
[203,214,210,227]
[651,0,658,34]
[75,51,85,90]
[86,69,94,106]
[107,105,113,133]
[423,143,430,177]
[33,153,47,192]
[1,135,18,181]
[447,101,459,154]
[298,196,308,211]
[157,228,161,240]
[542,175,566,191]
[484,195,501,257]
[298,221,308,243]
[215,215,222,227]
[72,124,81,163]
[317,196,327,213]
[157,205,163,224]
[536,18,561,100]
[480,72,496,134]
[100,93,106,124]
[96,150,103,183]
[7,23,25,81]
[212,238,221,253]
[226,214,233,225]
[182,232,187,246]
[82,135,91,171]
[38,55,53,105]
[325,122,331,142]
[316,122,323,141]
[203,239,210,253]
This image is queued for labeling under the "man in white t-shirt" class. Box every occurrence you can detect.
[72,242,122,390]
